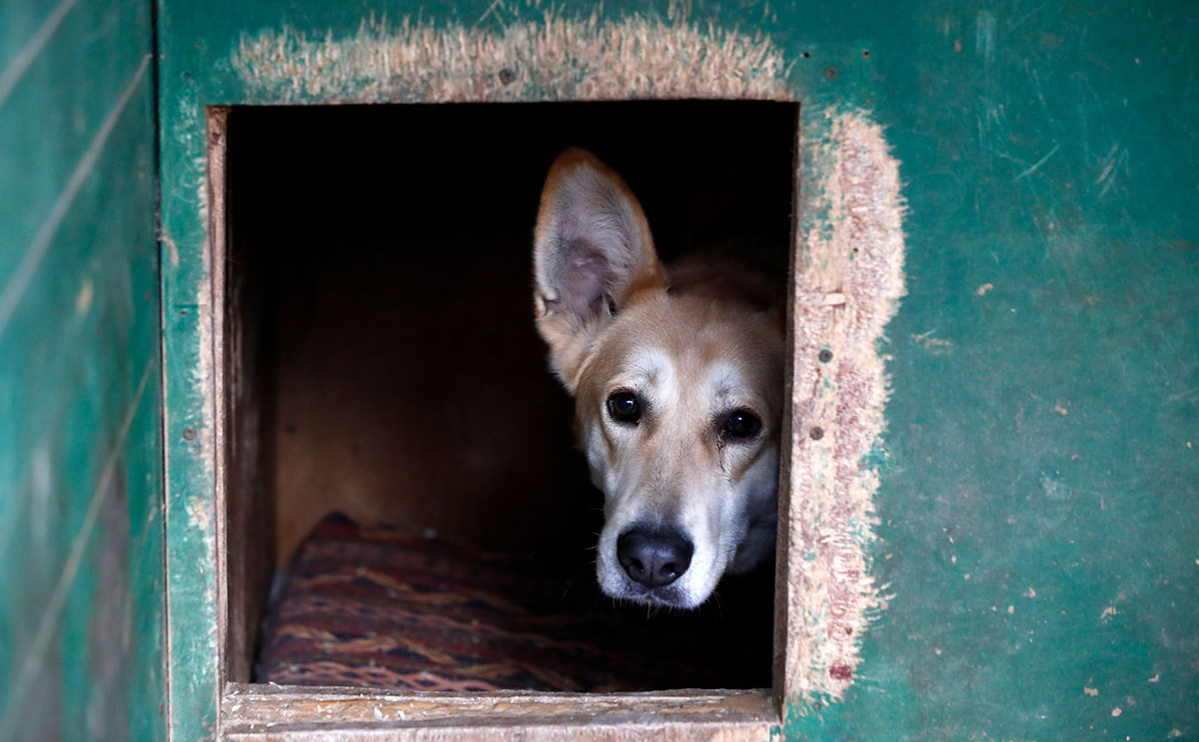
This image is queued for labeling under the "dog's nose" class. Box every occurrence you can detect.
[616,527,694,588]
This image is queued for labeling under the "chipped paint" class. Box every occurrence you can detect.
[161,101,225,742]
[163,230,179,268]
[74,278,93,316]
[186,495,212,533]
[194,109,225,487]
[231,13,793,104]
[780,112,905,702]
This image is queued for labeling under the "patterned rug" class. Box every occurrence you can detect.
[256,514,773,692]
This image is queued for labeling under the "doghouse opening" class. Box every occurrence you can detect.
[221,100,799,694]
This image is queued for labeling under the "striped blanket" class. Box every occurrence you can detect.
[256,513,772,692]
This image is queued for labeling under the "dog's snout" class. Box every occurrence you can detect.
[616,527,694,589]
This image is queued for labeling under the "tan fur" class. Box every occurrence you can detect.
[533,149,668,392]
[533,149,784,608]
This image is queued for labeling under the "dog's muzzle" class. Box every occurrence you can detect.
[616,526,694,589]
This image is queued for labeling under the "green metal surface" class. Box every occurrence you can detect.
[156,0,1197,739]
[0,0,166,740]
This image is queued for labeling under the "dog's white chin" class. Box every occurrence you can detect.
[597,574,712,610]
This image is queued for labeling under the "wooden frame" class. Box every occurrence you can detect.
[202,103,797,739]
[221,686,776,739]
[162,12,905,741]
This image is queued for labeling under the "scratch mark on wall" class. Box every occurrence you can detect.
[162,231,180,268]
[975,11,997,66]
[0,55,149,341]
[1164,387,1199,405]
[0,0,83,111]
[472,0,506,30]
[1095,143,1129,199]
[231,12,793,104]
[911,331,954,354]
[1013,143,1060,182]
[1008,4,1046,32]
[976,97,1007,168]
[0,356,154,739]
[1025,61,1053,121]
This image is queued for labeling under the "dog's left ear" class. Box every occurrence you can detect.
[533,149,666,392]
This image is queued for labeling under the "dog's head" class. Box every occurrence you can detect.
[532,149,785,609]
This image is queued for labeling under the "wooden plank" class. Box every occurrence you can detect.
[227,720,772,742]
[160,98,224,742]
[0,0,164,738]
[222,685,776,741]
[0,0,149,282]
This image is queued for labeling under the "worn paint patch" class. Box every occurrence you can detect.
[781,112,905,702]
[74,278,93,317]
[194,110,223,484]
[163,230,179,268]
[186,495,212,534]
[231,13,792,104]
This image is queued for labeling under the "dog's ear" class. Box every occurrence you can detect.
[533,148,666,392]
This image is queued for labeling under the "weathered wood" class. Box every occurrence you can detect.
[216,106,278,684]
[222,685,776,741]
[777,113,906,702]
[162,96,224,740]
[227,721,770,742]
[0,0,164,739]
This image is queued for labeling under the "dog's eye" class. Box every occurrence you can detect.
[606,392,642,424]
[721,409,762,440]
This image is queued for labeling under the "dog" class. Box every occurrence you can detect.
[532,148,786,609]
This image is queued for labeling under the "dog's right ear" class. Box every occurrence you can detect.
[533,148,666,392]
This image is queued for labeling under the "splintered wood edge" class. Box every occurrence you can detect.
[221,684,777,740]
[206,105,232,692]
[777,111,906,706]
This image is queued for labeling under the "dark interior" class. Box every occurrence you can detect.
[224,100,798,689]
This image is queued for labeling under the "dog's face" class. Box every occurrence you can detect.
[532,149,784,608]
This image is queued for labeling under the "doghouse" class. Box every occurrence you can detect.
[2,1,1196,741]
[177,11,904,738]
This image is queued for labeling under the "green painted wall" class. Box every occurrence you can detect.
[152,0,1196,739]
[0,0,166,740]
[822,2,1199,739]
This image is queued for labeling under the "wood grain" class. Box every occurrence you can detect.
[222,684,776,741]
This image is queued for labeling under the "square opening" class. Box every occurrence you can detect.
[216,99,799,727]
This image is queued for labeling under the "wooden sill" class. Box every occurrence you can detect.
[221,684,777,741]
